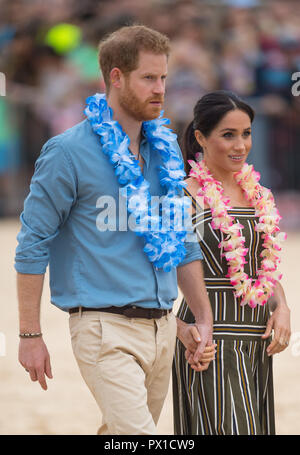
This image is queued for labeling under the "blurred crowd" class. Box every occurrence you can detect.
[0,0,300,223]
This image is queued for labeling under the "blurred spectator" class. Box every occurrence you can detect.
[166,12,218,136]
[0,0,299,222]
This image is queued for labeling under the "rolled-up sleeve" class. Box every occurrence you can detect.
[179,231,203,267]
[14,138,77,274]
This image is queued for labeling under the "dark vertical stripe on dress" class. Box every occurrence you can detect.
[215,340,223,434]
[250,219,258,276]
[198,373,211,434]
[235,341,256,434]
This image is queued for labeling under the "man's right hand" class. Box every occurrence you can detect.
[184,332,216,372]
[176,319,216,371]
[19,337,53,390]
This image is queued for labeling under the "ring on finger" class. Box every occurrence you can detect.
[279,339,289,346]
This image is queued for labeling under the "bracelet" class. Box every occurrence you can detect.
[19,332,42,339]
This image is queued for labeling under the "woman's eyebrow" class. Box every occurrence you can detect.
[219,127,251,132]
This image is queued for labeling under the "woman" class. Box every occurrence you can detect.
[173,91,291,435]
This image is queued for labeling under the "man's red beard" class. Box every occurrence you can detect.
[119,82,164,121]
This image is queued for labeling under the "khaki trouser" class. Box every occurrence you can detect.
[69,309,177,435]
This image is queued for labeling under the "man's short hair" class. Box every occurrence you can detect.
[98,25,170,91]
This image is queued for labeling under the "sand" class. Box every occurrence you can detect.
[0,218,299,435]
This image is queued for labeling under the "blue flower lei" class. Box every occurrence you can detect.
[85,93,192,272]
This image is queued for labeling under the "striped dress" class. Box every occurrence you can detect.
[172,189,275,435]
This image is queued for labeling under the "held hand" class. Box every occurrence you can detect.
[262,304,291,356]
[179,322,216,372]
[19,337,53,390]
[177,319,215,371]
[177,321,201,353]
[185,344,216,372]
[193,321,213,364]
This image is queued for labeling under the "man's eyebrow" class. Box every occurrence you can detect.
[219,127,251,132]
[140,72,168,76]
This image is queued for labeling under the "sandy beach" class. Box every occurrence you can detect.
[1,218,299,435]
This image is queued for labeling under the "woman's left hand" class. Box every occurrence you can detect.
[262,303,291,356]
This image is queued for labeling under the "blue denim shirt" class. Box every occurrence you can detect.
[14,119,202,312]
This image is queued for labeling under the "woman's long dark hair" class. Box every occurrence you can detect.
[182,90,255,175]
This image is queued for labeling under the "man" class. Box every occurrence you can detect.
[15,25,213,435]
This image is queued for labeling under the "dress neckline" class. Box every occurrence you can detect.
[183,187,254,212]
[203,206,255,211]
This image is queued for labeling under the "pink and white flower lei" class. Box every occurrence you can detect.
[189,159,287,308]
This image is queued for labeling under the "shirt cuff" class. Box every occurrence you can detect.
[14,260,48,275]
[179,235,203,267]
